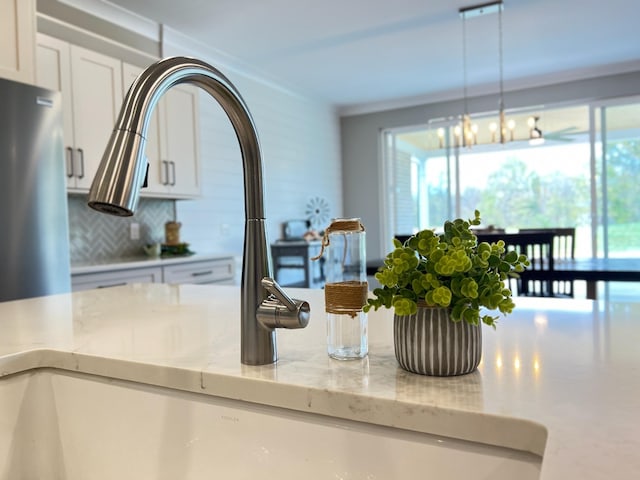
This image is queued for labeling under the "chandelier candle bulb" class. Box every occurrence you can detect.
[313,218,368,360]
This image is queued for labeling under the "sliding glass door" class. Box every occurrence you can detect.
[382,126,456,253]
[382,105,592,255]
[592,100,640,258]
[383,100,640,262]
[381,99,639,299]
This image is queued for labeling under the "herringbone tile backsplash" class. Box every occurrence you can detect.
[68,195,175,263]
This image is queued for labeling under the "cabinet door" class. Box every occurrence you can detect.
[35,34,75,184]
[160,85,201,197]
[122,62,165,193]
[0,0,35,83]
[163,258,235,285]
[71,266,163,292]
[69,45,123,191]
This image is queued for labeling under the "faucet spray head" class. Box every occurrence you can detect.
[88,127,148,217]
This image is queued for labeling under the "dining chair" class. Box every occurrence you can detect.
[476,231,556,297]
[520,228,576,297]
[550,228,575,297]
[398,230,569,298]
[513,232,556,297]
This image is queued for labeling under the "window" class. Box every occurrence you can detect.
[593,100,640,258]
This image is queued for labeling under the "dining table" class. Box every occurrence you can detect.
[367,257,640,300]
[522,257,640,299]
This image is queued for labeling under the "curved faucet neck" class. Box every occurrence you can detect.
[119,56,266,221]
[89,56,281,365]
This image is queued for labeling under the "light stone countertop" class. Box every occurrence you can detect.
[0,284,638,479]
[71,253,235,275]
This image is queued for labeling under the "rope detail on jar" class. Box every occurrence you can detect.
[324,281,368,316]
[310,218,365,261]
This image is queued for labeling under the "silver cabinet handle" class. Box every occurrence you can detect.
[77,148,85,179]
[191,270,214,277]
[65,147,74,178]
[97,282,127,289]
[162,160,170,185]
[169,161,176,186]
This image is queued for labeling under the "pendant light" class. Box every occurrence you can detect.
[458,0,507,147]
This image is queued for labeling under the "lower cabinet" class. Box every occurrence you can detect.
[72,266,163,292]
[71,257,236,292]
[163,259,235,285]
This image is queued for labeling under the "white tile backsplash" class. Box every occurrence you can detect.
[68,195,175,262]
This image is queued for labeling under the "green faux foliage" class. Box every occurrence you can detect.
[364,210,530,328]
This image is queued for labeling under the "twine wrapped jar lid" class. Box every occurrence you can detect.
[312,218,367,316]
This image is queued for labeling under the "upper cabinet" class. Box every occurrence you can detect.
[34,35,73,159]
[122,62,164,193]
[0,0,35,83]
[159,84,201,197]
[36,34,123,191]
[36,34,201,198]
[122,63,201,198]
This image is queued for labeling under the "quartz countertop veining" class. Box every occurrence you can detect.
[0,284,638,479]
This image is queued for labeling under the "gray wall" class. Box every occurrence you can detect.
[341,70,640,258]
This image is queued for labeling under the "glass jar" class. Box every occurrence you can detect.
[164,221,182,245]
[322,218,368,360]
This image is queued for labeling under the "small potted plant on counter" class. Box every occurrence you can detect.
[365,210,529,376]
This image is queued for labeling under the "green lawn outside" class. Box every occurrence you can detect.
[599,222,640,256]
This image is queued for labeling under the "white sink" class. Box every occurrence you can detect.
[0,369,542,479]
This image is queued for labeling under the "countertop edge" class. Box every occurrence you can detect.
[3,284,636,480]
[0,348,547,459]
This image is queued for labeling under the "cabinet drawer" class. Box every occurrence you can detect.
[163,259,235,285]
[72,266,163,292]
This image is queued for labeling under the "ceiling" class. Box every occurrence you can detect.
[101,0,640,113]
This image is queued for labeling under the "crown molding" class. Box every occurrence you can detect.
[57,0,159,39]
[338,59,640,117]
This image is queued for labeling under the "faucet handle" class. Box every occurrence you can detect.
[261,277,297,311]
[257,277,310,329]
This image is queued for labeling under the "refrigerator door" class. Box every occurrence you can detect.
[0,77,71,302]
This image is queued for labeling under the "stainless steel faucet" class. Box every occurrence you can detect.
[87,56,310,365]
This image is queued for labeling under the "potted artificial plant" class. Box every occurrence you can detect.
[365,210,529,376]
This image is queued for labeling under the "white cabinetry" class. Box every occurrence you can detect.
[72,266,163,292]
[163,258,235,285]
[71,257,235,292]
[121,62,163,193]
[160,84,201,197]
[35,34,123,191]
[0,0,35,83]
[34,35,73,160]
[122,63,201,198]
[35,36,200,198]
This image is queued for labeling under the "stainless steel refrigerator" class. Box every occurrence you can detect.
[0,77,71,302]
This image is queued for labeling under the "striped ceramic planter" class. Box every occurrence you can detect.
[393,307,482,376]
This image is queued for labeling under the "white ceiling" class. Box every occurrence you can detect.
[101,0,640,113]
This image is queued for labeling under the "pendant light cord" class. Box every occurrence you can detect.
[462,15,469,117]
[498,3,504,116]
